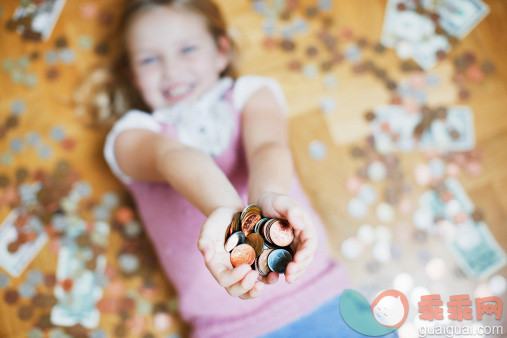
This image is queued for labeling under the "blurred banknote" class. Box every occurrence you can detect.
[50,223,108,328]
[420,178,507,279]
[371,105,475,153]
[430,0,490,39]
[381,0,489,69]
[0,209,48,277]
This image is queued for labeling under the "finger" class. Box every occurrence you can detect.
[293,237,317,263]
[286,269,305,284]
[226,270,259,297]
[197,237,215,263]
[239,281,265,299]
[257,271,279,284]
[213,264,251,288]
[285,259,312,283]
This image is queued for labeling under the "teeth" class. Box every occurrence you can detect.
[168,85,192,97]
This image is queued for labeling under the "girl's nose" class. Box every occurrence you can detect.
[162,57,185,82]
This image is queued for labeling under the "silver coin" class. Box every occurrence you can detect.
[224,231,245,252]
[308,140,327,160]
[267,249,292,274]
[18,282,36,299]
[27,269,44,286]
[118,253,140,273]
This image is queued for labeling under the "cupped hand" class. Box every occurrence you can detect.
[197,207,278,300]
[256,192,318,284]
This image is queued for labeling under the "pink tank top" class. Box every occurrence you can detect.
[125,89,350,337]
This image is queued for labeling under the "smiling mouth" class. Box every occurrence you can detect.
[162,84,195,102]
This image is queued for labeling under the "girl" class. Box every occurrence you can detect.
[83,0,369,336]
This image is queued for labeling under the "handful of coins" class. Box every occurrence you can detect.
[224,205,295,275]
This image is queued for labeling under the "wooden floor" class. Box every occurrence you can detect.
[1,0,506,337]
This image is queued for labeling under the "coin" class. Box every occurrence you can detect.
[230,211,241,235]
[38,313,52,330]
[267,220,294,247]
[230,244,256,267]
[4,289,19,304]
[18,305,34,321]
[256,249,273,276]
[224,231,245,253]
[241,205,261,235]
[254,218,269,234]
[245,233,264,257]
[267,249,292,274]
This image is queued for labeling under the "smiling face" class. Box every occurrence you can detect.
[126,6,229,110]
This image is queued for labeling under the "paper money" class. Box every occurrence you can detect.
[50,221,108,328]
[428,0,490,39]
[0,209,48,277]
[422,106,476,152]
[11,0,67,40]
[371,105,476,153]
[419,178,507,279]
[381,0,489,70]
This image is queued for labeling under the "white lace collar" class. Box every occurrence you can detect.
[152,77,235,157]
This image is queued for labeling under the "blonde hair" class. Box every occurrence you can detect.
[75,0,238,127]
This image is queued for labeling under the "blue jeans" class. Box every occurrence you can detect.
[260,295,399,338]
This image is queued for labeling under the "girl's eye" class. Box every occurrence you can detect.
[182,46,196,54]
[141,56,158,64]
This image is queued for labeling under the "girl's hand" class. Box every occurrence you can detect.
[197,207,278,300]
[256,192,318,284]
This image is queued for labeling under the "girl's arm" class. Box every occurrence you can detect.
[114,129,244,216]
[114,129,266,299]
[242,87,318,284]
[242,87,293,201]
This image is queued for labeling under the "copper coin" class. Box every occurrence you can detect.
[267,249,292,274]
[268,220,294,247]
[224,231,245,253]
[480,60,496,75]
[280,39,296,51]
[32,293,45,307]
[241,205,261,235]
[66,324,88,338]
[364,111,376,121]
[262,219,276,244]
[4,289,19,304]
[224,223,231,242]
[472,210,484,222]
[254,218,269,234]
[230,244,256,267]
[245,233,264,257]
[231,212,241,235]
[18,305,34,321]
[257,249,273,276]
[114,323,127,337]
[44,273,56,288]
[38,313,52,329]
[120,297,136,312]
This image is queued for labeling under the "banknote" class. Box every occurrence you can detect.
[419,178,507,279]
[424,0,490,39]
[420,105,476,152]
[0,209,48,277]
[381,0,489,69]
[371,105,475,153]
[50,222,108,328]
[371,105,421,153]
[11,0,67,40]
